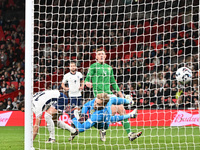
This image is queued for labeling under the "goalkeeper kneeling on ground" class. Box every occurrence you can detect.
[68,93,142,141]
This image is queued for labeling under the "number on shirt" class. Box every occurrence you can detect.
[33,91,45,101]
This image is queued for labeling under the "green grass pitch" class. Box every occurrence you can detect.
[0,126,200,150]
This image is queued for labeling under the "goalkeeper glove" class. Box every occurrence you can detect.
[125,95,134,106]
[74,109,81,120]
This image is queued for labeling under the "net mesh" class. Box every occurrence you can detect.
[33,0,199,149]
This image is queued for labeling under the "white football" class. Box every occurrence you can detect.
[176,67,192,84]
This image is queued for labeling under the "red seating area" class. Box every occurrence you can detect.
[0,89,24,102]
[68,17,198,69]
[0,26,5,40]
[33,73,64,92]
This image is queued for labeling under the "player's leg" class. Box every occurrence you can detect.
[111,104,132,134]
[111,105,141,141]
[54,95,78,141]
[52,111,77,134]
[57,120,76,133]
[45,106,57,143]
[98,104,122,142]
[68,111,89,141]
[68,123,79,142]
[33,115,42,140]
[70,97,77,108]
[111,109,138,122]
[98,123,109,142]
[32,101,43,141]
[77,96,83,107]
[67,97,77,118]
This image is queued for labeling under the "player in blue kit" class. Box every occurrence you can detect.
[33,90,78,143]
[69,93,142,141]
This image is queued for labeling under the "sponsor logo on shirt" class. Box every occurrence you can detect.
[90,109,95,114]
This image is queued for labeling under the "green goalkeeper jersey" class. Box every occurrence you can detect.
[85,62,120,97]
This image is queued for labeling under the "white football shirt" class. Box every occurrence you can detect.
[33,90,60,118]
[62,71,83,97]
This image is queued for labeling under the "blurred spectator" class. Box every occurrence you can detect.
[0,50,7,66]
[6,99,13,110]
[5,84,15,94]
[8,49,14,65]
[175,89,183,100]
[1,83,6,94]
[4,71,9,81]
[15,74,24,83]
[0,101,6,110]
[18,82,24,90]
[12,97,20,110]
[166,96,176,109]
[17,91,24,101]
[193,92,198,109]
[184,90,192,108]
[3,99,7,109]
[10,84,16,91]
[158,96,168,109]
[16,62,22,72]
[18,101,25,112]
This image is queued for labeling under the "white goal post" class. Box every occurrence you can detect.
[25,0,34,149]
[25,0,200,150]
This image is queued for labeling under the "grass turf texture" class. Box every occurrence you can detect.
[0,126,200,150]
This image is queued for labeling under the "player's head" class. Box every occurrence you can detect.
[96,48,106,64]
[94,93,110,110]
[70,61,77,73]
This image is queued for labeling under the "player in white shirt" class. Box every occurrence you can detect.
[33,89,78,143]
[61,61,84,109]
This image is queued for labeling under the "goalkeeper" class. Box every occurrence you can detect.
[85,48,135,141]
[69,93,142,141]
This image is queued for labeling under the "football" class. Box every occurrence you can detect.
[176,67,192,84]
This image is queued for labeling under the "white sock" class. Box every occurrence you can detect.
[57,120,76,133]
[45,112,55,139]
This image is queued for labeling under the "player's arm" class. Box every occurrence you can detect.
[117,91,124,98]
[110,114,132,123]
[61,83,69,91]
[85,66,94,88]
[33,116,42,140]
[79,77,84,90]
[81,98,95,114]
[110,97,133,106]
[72,114,97,132]
[61,75,69,91]
[110,68,124,98]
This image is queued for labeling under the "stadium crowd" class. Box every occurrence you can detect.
[0,0,25,110]
[0,0,199,110]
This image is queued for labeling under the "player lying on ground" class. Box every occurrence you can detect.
[77,95,140,141]
[85,49,136,141]
[68,93,142,141]
[33,89,77,143]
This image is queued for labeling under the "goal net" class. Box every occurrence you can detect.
[31,0,200,149]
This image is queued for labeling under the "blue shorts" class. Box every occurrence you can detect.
[53,92,69,111]
[70,96,83,107]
